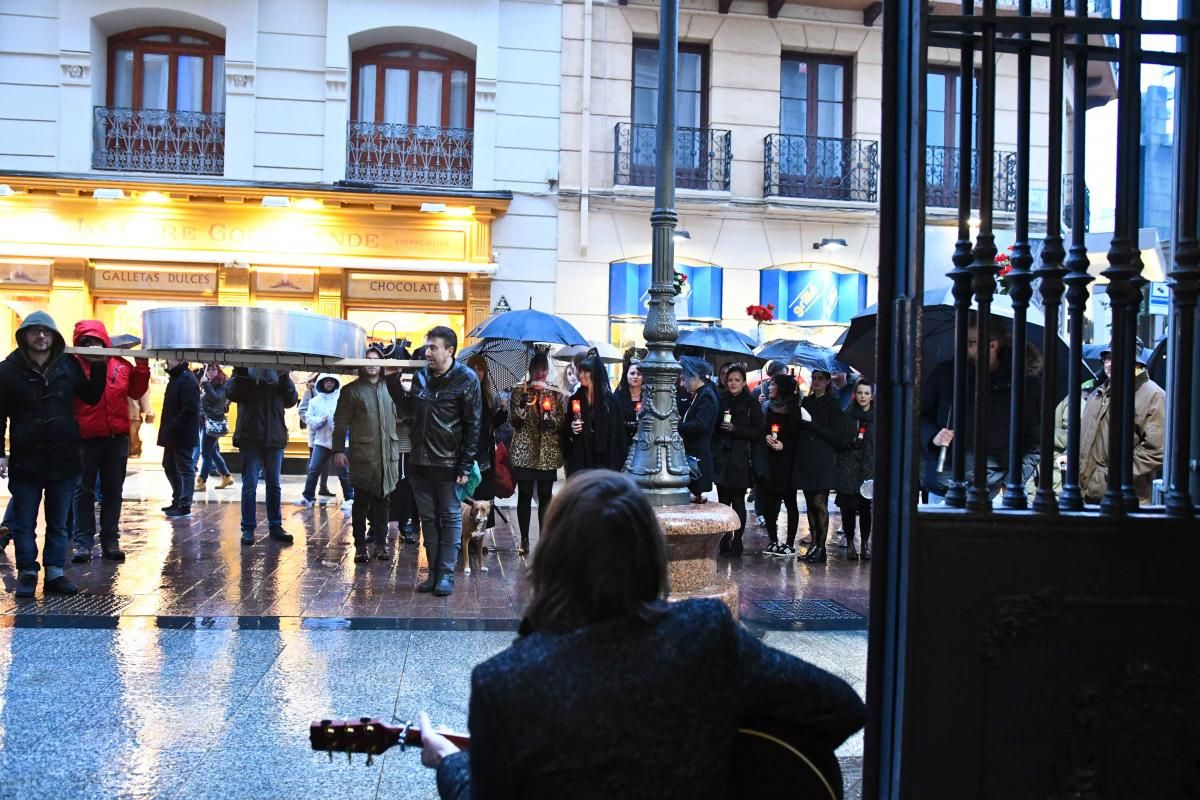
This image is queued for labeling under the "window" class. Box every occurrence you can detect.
[780,55,850,139]
[351,45,474,130]
[632,41,707,129]
[926,67,977,150]
[107,29,225,113]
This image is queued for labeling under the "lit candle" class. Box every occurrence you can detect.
[571,399,581,417]
[634,400,642,415]
[541,396,553,413]
[770,423,780,438]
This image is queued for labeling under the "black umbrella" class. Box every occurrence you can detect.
[837,287,1076,398]
[467,308,587,346]
[458,339,533,394]
[754,339,851,374]
[676,327,764,372]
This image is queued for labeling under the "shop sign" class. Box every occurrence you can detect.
[608,262,723,320]
[253,270,316,295]
[346,273,464,303]
[759,269,866,324]
[93,264,217,294]
[0,261,52,287]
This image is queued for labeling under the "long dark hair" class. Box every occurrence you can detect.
[579,351,612,404]
[465,354,494,412]
[524,470,668,634]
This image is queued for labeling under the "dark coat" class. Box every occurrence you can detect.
[332,374,401,497]
[389,360,482,478]
[679,381,720,493]
[560,387,629,476]
[0,312,106,482]
[759,405,798,494]
[713,388,762,489]
[792,392,844,491]
[158,362,201,450]
[474,391,509,500]
[613,385,644,441]
[201,381,229,425]
[920,355,1042,496]
[435,599,865,800]
[226,368,298,450]
[835,402,875,495]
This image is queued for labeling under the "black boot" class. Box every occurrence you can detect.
[845,529,859,561]
[802,545,827,563]
[417,572,438,592]
[268,525,294,544]
[520,533,530,556]
[100,533,125,562]
[433,573,454,597]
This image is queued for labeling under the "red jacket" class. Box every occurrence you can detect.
[73,320,150,439]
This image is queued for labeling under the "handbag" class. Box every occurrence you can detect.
[204,417,229,437]
[493,438,516,499]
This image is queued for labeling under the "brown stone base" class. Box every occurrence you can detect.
[655,503,741,618]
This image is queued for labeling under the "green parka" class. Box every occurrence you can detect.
[332,373,401,497]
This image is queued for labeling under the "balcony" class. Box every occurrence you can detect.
[613,122,731,192]
[763,133,879,203]
[93,107,224,176]
[345,121,473,189]
[925,145,1018,213]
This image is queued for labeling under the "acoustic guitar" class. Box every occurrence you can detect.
[309,717,843,799]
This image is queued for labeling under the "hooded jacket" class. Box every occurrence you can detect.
[303,373,341,450]
[158,361,201,449]
[333,370,401,497]
[72,320,150,439]
[226,367,299,449]
[0,311,106,481]
[1078,370,1165,504]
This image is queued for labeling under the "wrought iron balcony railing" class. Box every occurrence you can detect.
[93,106,224,176]
[345,121,473,188]
[1062,173,1091,233]
[925,145,1018,213]
[763,133,879,202]
[613,122,731,192]
[996,0,1111,13]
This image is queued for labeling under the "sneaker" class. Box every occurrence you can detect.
[433,573,454,597]
[778,544,797,557]
[340,500,353,514]
[318,488,336,498]
[417,574,437,593]
[318,494,332,506]
[755,515,767,527]
[14,573,37,598]
[218,475,235,489]
[268,526,294,544]
[71,545,91,563]
[161,504,177,514]
[44,575,78,595]
[293,496,313,508]
[798,536,812,546]
[194,479,206,492]
[165,507,191,518]
[353,549,369,564]
[0,524,11,549]
[763,542,782,556]
[837,531,848,548]
[241,530,255,545]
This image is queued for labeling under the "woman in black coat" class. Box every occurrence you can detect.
[794,370,845,564]
[419,470,866,800]
[759,372,801,557]
[678,356,719,504]
[835,380,875,561]
[613,359,645,441]
[465,355,509,526]
[713,364,763,555]
[560,352,628,476]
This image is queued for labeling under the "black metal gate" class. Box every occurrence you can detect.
[866,2,1200,797]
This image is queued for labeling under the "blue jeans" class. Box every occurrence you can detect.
[240,444,284,532]
[200,435,230,480]
[163,446,196,510]
[410,471,462,575]
[9,475,76,575]
[301,445,352,502]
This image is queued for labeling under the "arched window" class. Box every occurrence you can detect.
[351,45,474,130]
[108,28,226,113]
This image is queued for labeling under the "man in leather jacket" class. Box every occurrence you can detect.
[387,326,481,597]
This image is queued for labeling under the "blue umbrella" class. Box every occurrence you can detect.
[676,327,764,371]
[467,308,588,346]
[755,339,851,374]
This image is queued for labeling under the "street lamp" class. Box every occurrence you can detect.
[623,0,691,506]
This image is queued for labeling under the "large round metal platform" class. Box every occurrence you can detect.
[142,306,365,360]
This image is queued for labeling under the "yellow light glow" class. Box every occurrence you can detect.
[139,191,170,204]
[293,198,323,211]
[443,206,475,218]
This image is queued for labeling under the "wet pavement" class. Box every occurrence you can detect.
[0,471,871,799]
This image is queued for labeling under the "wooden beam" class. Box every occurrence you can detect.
[718,0,733,13]
[864,2,883,26]
[766,0,785,17]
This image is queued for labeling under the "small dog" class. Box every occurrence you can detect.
[458,499,492,575]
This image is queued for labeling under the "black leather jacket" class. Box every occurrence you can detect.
[389,360,481,476]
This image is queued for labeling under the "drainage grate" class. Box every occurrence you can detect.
[753,598,866,627]
[6,594,135,616]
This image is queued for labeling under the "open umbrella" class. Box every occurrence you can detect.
[676,327,764,371]
[467,308,588,347]
[458,339,534,393]
[836,287,1075,397]
[754,338,850,375]
[553,341,623,364]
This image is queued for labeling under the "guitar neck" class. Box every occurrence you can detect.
[309,718,471,757]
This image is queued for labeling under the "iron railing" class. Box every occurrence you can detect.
[763,133,879,202]
[93,106,224,175]
[996,0,1112,13]
[925,145,1018,212]
[614,122,731,191]
[345,121,473,188]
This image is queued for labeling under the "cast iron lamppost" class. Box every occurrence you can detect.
[624,0,691,506]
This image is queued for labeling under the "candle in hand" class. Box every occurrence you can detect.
[770,423,780,438]
[634,400,641,415]
[571,399,581,417]
[541,396,553,413]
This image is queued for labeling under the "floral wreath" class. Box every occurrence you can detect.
[746,303,775,323]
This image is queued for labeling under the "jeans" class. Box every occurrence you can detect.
[73,435,130,548]
[163,446,196,510]
[9,475,76,575]
[803,489,831,548]
[301,445,352,502]
[351,490,389,549]
[240,444,284,532]
[759,490,799,546]
[199,435,230,480]
[410,471,462,575]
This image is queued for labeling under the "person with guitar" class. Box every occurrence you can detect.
[415,470,865,799]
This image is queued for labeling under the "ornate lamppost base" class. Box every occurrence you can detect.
[656,503,741,617]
